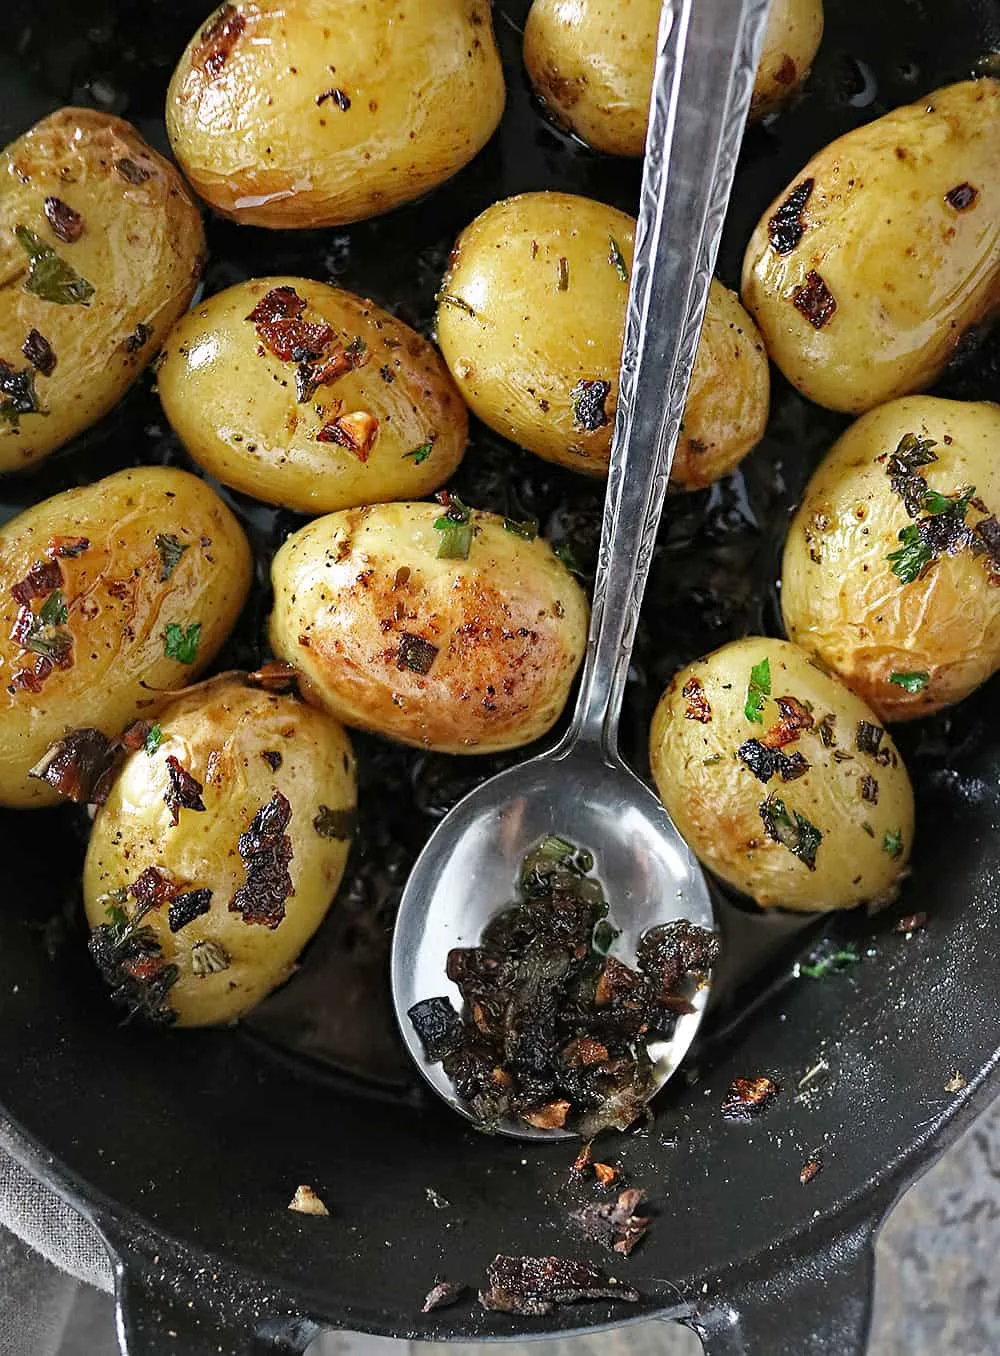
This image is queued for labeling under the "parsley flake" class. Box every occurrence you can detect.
[887,524,933,584]
[744,657,771,724]
[889,671,929,693]
[799,943,860,980]
[15,226,95,306]
[403,441,433,465]
[144,724,163,755]
[503,517,538,540]
[883,828,904,858]
[154,533,188,582]
[554,541,584,576]
[759,792,822,869]
[433,495,473,560]
[164,622,201,664]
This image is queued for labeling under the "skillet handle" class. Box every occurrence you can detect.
[682,1215,877,1356]
[106,1230,319,1356]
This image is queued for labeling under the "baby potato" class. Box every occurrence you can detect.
[523,0,821,156]
[782,396,1000,723]
[0,108,205,471]
[83,676,357,1027]
[268,502,589,753]
[0,467,251,808]
[158,277,467,514]
[742,79,1000,413]
[650,637,914,913]
[437,192,768,486]
[166,0,505,229]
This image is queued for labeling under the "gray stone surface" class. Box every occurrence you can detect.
[2,1097,993,1355]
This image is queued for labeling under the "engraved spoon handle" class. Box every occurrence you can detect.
[566,0,771,756]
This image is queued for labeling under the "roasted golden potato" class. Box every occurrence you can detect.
[650,637,914,913]
[268,502,589,753]
[83,676,356,1027]
[0,108,205,471]
[523,0,822,156]
[158,277,467,514]
[166,0,505,229]
[436,192,768,486]
[782,396,1000,722]
[742,79,1000,413]
[0,467,251,807]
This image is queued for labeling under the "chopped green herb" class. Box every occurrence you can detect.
[887,524,933,584]
[744,657,771,724]
[433,495,474,561]
[539,834,576,860]
[593,919,620,955]
[164,622,201,664]
[799,943,860,980]
[554,541,584,576]
[105,901,129,933]
[503,516,538,540]
[923,484,975,517]
[154,533,188,582]
[38,589,68,627]
[143,724,163,755]
[889,671,930,693]
[759,792,822,869]
[608,235,629,282]
[402,441,433,465]
[436,291,478,319]
[15,226,94,305]
[883,828,904,858]
[702,753,725,767]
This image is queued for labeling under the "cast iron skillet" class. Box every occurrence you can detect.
[1,1,999,1352]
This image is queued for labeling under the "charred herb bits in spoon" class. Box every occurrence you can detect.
[408,836,719,1136]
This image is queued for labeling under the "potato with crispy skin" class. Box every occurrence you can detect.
[782,396,1000,722]
[268,502,589,753]
[742,79,1000,413]
[166,0,505,229]
[650,637,914,912]
[523,0,822,156]
[0,108,204,471]
[83,676,356,1027]
[158,277,467,514]
[436,192,768,486]
[0,467,251,807]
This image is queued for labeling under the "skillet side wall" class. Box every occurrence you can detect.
[0,0,999,1338]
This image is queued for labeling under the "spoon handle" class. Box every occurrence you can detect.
[566,0,771,756]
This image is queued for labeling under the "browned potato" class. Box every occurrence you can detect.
[782,396,1000,722]
[166,0,506,229]
[437,192,769,486]
[650,637,914,912]
[752,0,825,119]
[0,108,205,471]
[157,277,468,513]
[84,676,356,1027]
[742,79,1000,413]
[268,502,589,753]
[0,467,251,807]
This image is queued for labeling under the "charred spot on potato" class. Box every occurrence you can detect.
[479,1255,639,1315]
[759,792,821,869]
[792,271,837,329]
[972,515,1000,575]
[860,774,879,804]
[721,1075,779,1121]
[316,87,351,111]
[164,754,206,826]
[738,739,809,784]
[313,803,357,840]
[767,178,814,254]
[886,432,938,516]
[571,1187,648,1257]
[124,322,153,354]
[261,749,282,772]
[28,728,123,804]
[396,632,439,676]
[230,790,294,928]
[114,157,151,185]
[0,359,43,428]
[570,378,611,432]
[195,3,246,77]
[855,721,884,756]
[21,329,56,375]
[89,896,178,1026]
[47,536,89,559]
[42,196,83,243]
[11,558,62,606]
[945,182,978,210]
[247,286,335,364]
[761,695,814,749]
[168,888,213,933]
[682,675,712,723]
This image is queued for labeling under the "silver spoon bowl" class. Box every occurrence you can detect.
[392,0,772,1138]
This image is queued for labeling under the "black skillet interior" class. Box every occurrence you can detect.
[1,0,1000,1351]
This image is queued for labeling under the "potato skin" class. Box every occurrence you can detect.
[0,108,205,471]
[437,193,768,486]
[83,677,356,1027]
[0,467,251,807]
[166,0,505,229]
[742,79,1000,414]
[650,637,914,913]
[158,277,467,514]
[523,0,821,156]
[782,396,1000,723]
[268,503,589,753]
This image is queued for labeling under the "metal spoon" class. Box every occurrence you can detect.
[392,0,772,1139]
